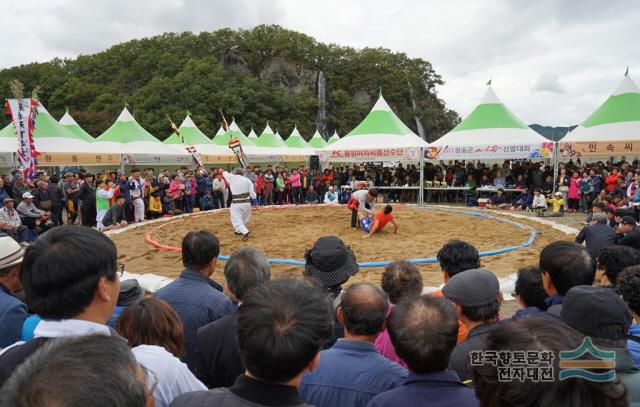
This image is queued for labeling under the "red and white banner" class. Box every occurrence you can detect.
[6,98,39,177]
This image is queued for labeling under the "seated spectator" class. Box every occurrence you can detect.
[544,191,565,217]
[305,185,319,204]
[16,192,49,235]
[199,191,214,211]
[324,186,340,204]
[560,285,640,403]
[155,231,235,373]
[0,335,152,407]
[375,261,423,367]
[531,188,547,217]
[539,241,595,317]
[147,191,164,219]
[300,283,407,407]
[433,240,481,343]
[171,278,333,407]
[196,247,271,388]
[510,188,532,211]
[116,298,206,407]
[617,266,640,367]
[443,269,501,382]
[0,236,27,348]
[616,216,640,250]
[595,245,640,288]
[510,266,548,320]
[369,296,479,407]
[485,188,507,209]
[575,213,617,260]
[101,194,128,231]
[604,205,618,228]
[0,198,28,243]
[472,318,627,406]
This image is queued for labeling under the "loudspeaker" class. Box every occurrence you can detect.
[310,155,320,171]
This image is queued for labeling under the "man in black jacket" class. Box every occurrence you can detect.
[617,215,640,250]
[196,247,271,388]
[171,278,333,407]
[101,195,128,231]
[575,213,617,259]
[78,173,97,227]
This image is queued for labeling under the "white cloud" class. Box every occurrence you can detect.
[0,0,638,127]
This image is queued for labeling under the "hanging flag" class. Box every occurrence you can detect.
[6,98,39,178]
[167,115,203,167]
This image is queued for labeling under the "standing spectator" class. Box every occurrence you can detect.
[556,167,570,210]
[290,168,302,204]
[46,175,64,226]
[263,169,274,206]
[375,261,423,367]
[606,167,621,193]
[32,180,51,213]
[0,198,28,243]
[196,247,271,388]
[183,173,197,214]
[580,171,593,212]
[212,172,226,209]
[510,266,548,320]
[0,335,152,407]
[617,266,640,366]
[275,172,285,205]
[79,173,97,227]
[171,278,333,407]
[0,236,26,348]
[539,241,595,317]
[594,245,640,288]
[155,231,235,373]
[63,172,80,224]
[300,284,407,407]
[129,169,146,222]
[433,240,481,343]
[116,298,206,407]
[575,213,617,260]
[443,269,501,382]
[255,170,265,205]
[560,285,640,403]
[568,170,581,212]
[472,318,627,406]
[368,297,479,407]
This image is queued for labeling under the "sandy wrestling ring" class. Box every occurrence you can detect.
[108,205,578,296]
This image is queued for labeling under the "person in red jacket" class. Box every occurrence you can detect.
[255,171,265,206]
[606,168,621,193]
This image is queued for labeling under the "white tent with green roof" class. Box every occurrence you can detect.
[59,109,95,142]
[212,120,255,147]
[94,107,187,156]
[256,124,287,149]
[561,72,640,157]
[285,126,311,148]
[163,115,232,156]
[248,128,259,139]
[327,131,340,145]
[308,130,327,148]
[32,104,104,153]
[320,94,428,162]
[429,83,553,160]
[214,126,225,138]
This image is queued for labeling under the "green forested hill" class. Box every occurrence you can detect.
[0,25,459,141]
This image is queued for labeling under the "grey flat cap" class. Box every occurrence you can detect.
[442,268,500,307]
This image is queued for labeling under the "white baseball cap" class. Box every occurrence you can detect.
[0,236,25,269]
[22,192,34,199]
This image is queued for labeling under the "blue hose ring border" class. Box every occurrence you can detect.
[217,206,538,268]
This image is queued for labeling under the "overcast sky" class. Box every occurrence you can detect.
[1,0,638,127]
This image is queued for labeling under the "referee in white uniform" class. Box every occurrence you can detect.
[222,168,256,240]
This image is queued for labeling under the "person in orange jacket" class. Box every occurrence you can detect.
[605,167,621,193]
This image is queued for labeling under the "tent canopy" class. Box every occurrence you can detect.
[255,124,287,148]
[285,126,312,149]
[94,107,186,155]
[563,75,640,143]
[163,115,213,145]
[308,130,327,148]
[247,128,259,139]
[327,131,340,145]
[429,85,552,160]
[59,110,94,142]
[212,120,255,147]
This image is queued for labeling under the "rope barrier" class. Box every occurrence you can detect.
[144,205,538,267]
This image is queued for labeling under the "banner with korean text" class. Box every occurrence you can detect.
[560,141,639,158]
[6,98,39,176]
[425,142,554,160]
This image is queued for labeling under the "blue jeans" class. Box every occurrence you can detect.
[184,195,195,213]
[581,192,592,212]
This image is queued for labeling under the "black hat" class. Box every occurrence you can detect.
[621,216,637,226]
[614,208,633,217]
[117,279,145,307]
[560,285,631,341]
[304,236,359,288]
[442,268,500,307]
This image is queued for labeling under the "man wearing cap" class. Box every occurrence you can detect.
[560,285,640,403]
[0,236,27,348]
[221,168,256,241]
[16,192,49,236]
[349,188,378,228]
[616,215,640,250]
[0,198,28,243]
[443,269,501,382]
[575,213,617,260]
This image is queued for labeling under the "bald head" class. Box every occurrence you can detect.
[339,283,389,336]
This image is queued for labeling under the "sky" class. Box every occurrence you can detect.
[1,0,638,127]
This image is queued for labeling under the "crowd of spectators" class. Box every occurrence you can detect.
[1,222,640,406]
